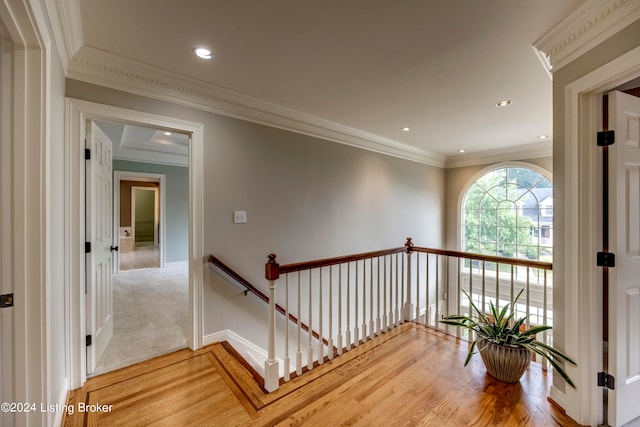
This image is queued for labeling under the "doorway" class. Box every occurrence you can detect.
[88,119,190,376]
[114,171,167,272]
[66,99,204,388]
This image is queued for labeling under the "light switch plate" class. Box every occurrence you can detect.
[233,210,247,224]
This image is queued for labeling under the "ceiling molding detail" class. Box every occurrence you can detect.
[445,141,552,169]
[43,0,83,74]
[68,47,446,167]
[534,0,640,72]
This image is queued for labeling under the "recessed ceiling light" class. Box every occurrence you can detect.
[458,149,466,153]
[538,135,549,140]
[401,126,411,132]
[194,47,213,60]
[164,131,172,136]
[496,100,512,107]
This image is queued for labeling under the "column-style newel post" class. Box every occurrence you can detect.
[264,254,280,392]
[403,238,415,321]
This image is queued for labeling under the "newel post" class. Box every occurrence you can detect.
[403,238,415,321]
[264,254,280,392]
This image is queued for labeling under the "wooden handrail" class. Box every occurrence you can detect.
[411,246,553,270]
[268,237,551,278]
[208,255,329,347]
[277,246,408,275]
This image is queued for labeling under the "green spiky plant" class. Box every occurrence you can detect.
[440,289,577,388]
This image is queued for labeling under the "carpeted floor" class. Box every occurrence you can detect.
[92,262,189,376]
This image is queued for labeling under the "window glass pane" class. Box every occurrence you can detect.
[462,166,552,263]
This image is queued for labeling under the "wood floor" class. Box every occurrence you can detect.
[119,246,160,271]
[62,323,584,426]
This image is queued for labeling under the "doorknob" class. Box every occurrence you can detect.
[110,246,119,252]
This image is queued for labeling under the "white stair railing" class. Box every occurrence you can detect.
[264,238,553,392]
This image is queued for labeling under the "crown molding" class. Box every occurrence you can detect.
[534,0,640,73]
[43,0,83,74]
[445,141,552,169]
[68,47,446,168]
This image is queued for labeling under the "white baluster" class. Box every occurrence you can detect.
[369,258,375,340]
[395,253,400,327]
[328,265,334,360]
[284,275,290,381]
[317,268,324,365]
[337,264,343,356]
[362,259,368,342]
[307,270,314,370]
[354,261,359,347]
[296,271,302,376]
[346,263,352,351]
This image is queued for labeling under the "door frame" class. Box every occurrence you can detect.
[65,98,204,389]
[559,45,640,425]
[114,171,166,272]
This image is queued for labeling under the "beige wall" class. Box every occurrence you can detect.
[444,156,552,250]
[66,80,445,342]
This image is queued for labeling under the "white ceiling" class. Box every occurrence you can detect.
[74,0,588,165]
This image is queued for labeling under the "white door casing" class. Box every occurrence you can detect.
[85,121,114,375]
[608,90,640,427]
[65,98,204,389]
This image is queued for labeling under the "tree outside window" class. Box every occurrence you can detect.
[462,166,552,263]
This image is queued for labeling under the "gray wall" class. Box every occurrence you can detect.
[113,160,189,262]
[67,80,446,341]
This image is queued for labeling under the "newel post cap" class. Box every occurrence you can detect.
[265,253,280,281]
[404,237,414,252]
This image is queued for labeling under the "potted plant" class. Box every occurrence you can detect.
[440,289,576,388]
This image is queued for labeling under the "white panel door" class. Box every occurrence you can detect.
[609,90,640,427]
[86,121,114,374]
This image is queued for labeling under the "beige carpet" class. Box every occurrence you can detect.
[92,262,189,376]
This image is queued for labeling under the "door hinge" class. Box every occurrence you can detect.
[597,252,616,267]
[597,130,615,146]
[86,335,92,347]
[0,293,14,308]
[85,148,91,160]
[598,371,615,390]
[85,242,91,253]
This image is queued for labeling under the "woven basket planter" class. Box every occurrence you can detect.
[479,341,532,383]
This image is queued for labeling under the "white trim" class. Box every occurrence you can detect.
[534,0,640,72]
[446,141,552,169]
[65,98,204,389]
[42,0,83,75]
[114,171,166,272]
[204,329,282,378]
[560,44,640,426]
[68,47,445,168]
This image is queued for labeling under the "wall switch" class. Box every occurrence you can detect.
[233,210,247,224]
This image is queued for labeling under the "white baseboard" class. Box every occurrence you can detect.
[549,385,566,411]
[51,378,69,427]
[204,330,284,377]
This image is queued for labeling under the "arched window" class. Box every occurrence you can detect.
[462,165,552,262]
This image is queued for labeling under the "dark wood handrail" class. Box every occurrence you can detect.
[278,246,408,275]
[267,237,551,281]
[412,246,553,270]
[208,255,330,347]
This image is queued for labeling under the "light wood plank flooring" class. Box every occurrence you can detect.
[119,246,160,271]
[63,323,584,426]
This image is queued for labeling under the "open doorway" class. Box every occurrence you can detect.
[88,119,190,376]
[114,171,166,272]
[66,98,204,390]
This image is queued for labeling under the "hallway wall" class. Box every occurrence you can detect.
[66,79,446,349]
